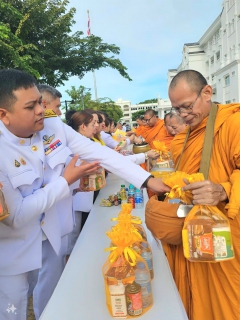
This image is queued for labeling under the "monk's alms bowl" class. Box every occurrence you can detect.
[132,143,151,154]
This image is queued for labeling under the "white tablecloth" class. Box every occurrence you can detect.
[40,174,188,320]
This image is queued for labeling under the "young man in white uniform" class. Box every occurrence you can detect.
[0,69,169,320]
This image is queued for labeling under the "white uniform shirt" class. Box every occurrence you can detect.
[0,114,150,275]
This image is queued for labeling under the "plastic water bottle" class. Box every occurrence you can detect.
[135,262,153,309]
[141,242,154,279]
[127,185,135,209]
[134,188,144,209]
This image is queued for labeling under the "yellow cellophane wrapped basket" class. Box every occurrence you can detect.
[103,204,153,317]
[182,173,234,262]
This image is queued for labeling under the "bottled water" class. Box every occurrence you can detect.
[134,188,144,209]
[141,242,154,279]
[135,262,153,308]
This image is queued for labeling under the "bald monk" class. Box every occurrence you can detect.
[163,69,240,320]
[165,113,188,135]
[143,110,174,150]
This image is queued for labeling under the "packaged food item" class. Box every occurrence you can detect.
[80,167,106,191]
[182,173,234,262]
[0,184,9,221]
[183,206,234,262]
[125,281,143,316]
[109,283,128,318]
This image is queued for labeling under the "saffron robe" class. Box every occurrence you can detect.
[135,125,147,138]
[164,103,240,320]
[143,119,173,150]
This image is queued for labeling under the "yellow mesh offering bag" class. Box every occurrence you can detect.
[103,204,153,317]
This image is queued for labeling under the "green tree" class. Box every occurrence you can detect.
[65,86,123,122]
[131,110,145,121]
[0,2,40,77]
[1,0,132,86]
[138,98,158,104]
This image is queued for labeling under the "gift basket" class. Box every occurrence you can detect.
[103,204,153,318]
[182,173,234,262]
[0,183,9,221]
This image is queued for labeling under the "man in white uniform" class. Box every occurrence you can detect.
[0,69,169,320]
[38,84,62,116]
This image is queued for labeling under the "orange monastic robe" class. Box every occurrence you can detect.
[135,125,147,138]
[143,119,173,150]
[165,103,240,320]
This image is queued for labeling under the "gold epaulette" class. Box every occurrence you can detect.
[44,109,57,118]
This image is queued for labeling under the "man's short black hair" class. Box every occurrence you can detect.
[0,69,37,111]
[169,70,208,94]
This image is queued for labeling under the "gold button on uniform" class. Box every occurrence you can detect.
[31,146,38,151]
[41,221,44,226]
[19,140,25,145]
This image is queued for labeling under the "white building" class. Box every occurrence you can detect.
[115,98,171,126]
[118,0,240,125]
[168,0,240,104]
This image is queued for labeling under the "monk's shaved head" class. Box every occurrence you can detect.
[144,109,156,117]
[169,70,207,94]
[169,113,185,124]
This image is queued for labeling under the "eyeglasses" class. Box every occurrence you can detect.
[144,115,154,123]
[170,87,204,115]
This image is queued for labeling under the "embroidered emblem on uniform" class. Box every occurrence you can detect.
[6,303,17,314]
[44,109,57,118]
[15,160,21,167]
[44,139,62,155]
[43,134,55,145]
[20,158,26,165]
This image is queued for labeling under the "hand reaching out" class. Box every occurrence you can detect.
[63,155,101,186]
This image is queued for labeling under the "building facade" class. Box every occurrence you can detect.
[168,0,240,104]
[115,98,171,126]
[118,0,240,126]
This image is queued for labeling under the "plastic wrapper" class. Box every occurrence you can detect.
[80,167,106,191]
[162,171,193,204]
[0,184,9,221]
[182,173,234,262]
[103,203,153,318]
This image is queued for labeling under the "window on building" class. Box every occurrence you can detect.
[216,51,220,60]
[232,98,236,102]
[211,75,215,82]
[226,100,231,104]
[232,71,236,76]
[225,75,230,86]
[211,56,214,64]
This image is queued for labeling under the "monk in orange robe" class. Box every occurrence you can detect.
[143,110,174,150]
[135,116,148,138]
[164,69,240,320]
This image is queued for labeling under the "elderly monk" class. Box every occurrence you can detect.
[143,110,174,150]
[166,113,188,135]
[163,69,240,320]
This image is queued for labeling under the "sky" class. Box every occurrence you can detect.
[58,0,223,105]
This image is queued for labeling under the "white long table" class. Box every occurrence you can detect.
[40,174,188,320]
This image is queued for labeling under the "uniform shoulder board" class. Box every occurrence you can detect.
[44,109,57,118]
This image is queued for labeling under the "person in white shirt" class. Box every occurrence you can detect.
[0,69,169,320]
